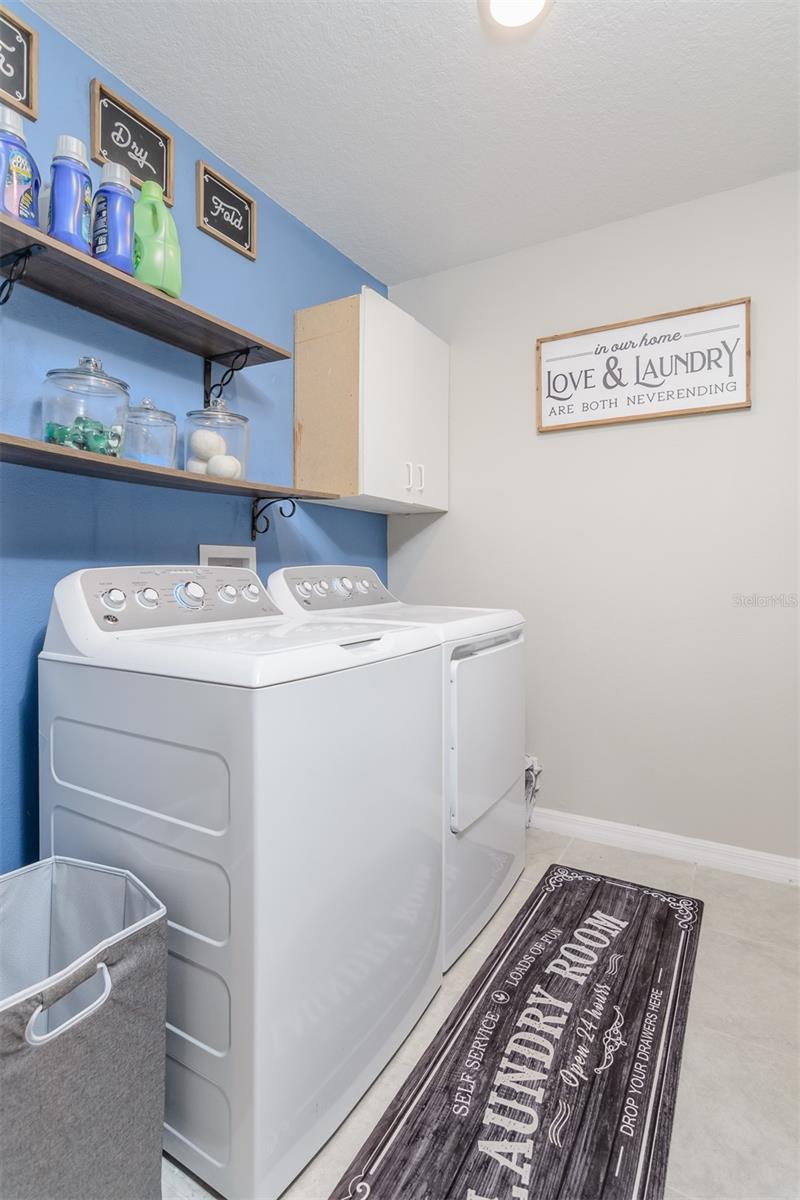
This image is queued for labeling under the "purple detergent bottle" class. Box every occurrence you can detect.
[91,162,134,274]
[48,135,92,253]
[0,104,39,225]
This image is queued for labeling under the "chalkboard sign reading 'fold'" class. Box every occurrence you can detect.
[90,80,174,205]
[0,5,38,119]
[196,162,257,261]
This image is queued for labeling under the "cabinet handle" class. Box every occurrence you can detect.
[416,464,425,492]
[405,462,413,490]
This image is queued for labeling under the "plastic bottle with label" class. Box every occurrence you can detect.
[48,135,92,253]
[133,180,181,297]
[91,162,134,274]
[0,104,39,226]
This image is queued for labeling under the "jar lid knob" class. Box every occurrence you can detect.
[78,356,102,372]
[140,397,155,409]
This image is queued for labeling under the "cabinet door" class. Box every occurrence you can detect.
[361,288,449,510]
[406,316,449,511]
[360,288,419,505]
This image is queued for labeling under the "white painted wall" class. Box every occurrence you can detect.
[389,173,799,858]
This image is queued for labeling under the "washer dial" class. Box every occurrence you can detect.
[176,581,205,609]
[136,587,159,609]
[102,587,126,611]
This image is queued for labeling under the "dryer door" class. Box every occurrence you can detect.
[448,631,525,833]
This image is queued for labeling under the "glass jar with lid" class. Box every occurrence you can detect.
[42,356,129,456]
[184,398,249,479]
[123,398,177,468]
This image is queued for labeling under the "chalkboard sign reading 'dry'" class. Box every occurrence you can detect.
[0,5,38,119]
[90,80,174,206]
[196,162,257,260]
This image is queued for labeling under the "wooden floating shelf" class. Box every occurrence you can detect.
[0,434,335,502]
[0,213,290,367]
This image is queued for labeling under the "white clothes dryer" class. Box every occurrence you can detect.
[268,565,526,970]
[38,565,443,1200]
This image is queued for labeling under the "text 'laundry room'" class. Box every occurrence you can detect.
[0,3,797,1200]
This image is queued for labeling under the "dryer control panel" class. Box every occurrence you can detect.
[79,566,280,631]
[269,565,396,612]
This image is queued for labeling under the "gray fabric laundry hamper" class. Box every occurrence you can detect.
[0,856,168,1200]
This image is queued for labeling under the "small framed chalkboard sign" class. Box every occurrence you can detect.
[90,79,174,205]
[196,161,257,261]
[0,5,38,120]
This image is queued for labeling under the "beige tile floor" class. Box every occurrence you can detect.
[162,830,800,1200]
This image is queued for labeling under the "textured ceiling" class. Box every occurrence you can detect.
[29,0,799,283]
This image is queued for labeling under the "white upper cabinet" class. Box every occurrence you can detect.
[294,287,449,513]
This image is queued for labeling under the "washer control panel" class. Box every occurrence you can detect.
[270,565,396,612]
[80,566,280,631]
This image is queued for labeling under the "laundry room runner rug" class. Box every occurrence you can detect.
[329,864,702,1200]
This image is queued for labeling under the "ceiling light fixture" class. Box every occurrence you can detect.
[488,0,552,28]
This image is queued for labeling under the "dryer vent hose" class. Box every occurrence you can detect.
[524,755,543,829]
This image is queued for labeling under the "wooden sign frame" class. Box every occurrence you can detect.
[196,161,257,261]
[90,79,174,206]
[0,5,38,119]
[536,298,751,433]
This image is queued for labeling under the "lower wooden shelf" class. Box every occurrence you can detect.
[0,434,336,502]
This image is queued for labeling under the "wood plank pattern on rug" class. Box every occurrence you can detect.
[328,864,703,1200]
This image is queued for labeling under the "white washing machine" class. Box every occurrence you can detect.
[269,566,526,970]
[38,565,443,1200]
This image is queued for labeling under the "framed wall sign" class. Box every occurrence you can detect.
[196,161,257,260]
[0,5,38,119]
[90,79,174,205]
[537,298,751,433]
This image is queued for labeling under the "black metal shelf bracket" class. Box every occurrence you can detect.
[0,243,45,306]
[203,346,253,407]
[251,496,297,541]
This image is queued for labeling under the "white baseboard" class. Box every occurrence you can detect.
[531,805,799,886]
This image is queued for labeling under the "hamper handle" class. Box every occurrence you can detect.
[25,962,112,1046]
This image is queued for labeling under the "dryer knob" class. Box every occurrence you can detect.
[176,581,205,609]
[242,583,260,602]
[333,576,353,596]
[296,580,313,597]
[313,580,330,596]
[219,584,238,603]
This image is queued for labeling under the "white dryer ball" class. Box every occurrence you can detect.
[206,454,242,480]
[188,429,227,460]
[185,456,208,474]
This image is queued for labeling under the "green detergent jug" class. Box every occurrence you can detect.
[133,181,181,297]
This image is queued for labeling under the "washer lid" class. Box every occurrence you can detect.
[42,613,438,687]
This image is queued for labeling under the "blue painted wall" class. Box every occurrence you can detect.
[0,3,387,872]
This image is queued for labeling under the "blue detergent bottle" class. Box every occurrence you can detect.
[92,162,134,274]
[48,135,92,252]
[0,104,39,225]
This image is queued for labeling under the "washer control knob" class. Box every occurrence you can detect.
[356,578,370,593]
[242,582,260,602]
[313,580,330,597]
[296,580,313,597]
[219,584,238,603]
[333,576,353,596]
[176,581,205,609]
[136,587,159,609]
[102,587,126,611]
